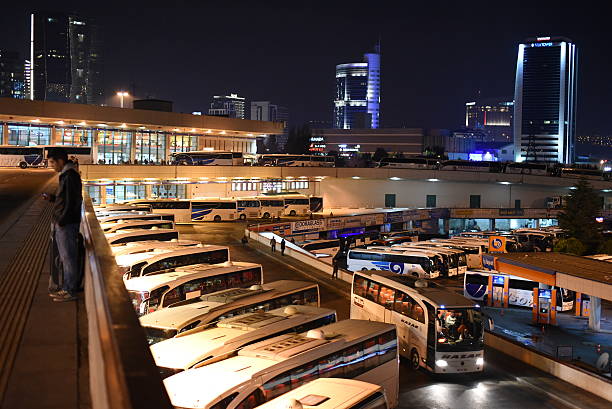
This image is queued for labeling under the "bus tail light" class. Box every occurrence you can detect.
[437,337,447,343]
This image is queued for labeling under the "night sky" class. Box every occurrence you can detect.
[1,1,610,135]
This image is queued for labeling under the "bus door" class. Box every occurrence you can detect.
[389,290,411,356]
[424,301,437,370]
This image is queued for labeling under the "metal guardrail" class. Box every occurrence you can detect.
[81,194,172,409]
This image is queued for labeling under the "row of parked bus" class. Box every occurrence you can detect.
[124,194,323,222]
[94,203,403,408]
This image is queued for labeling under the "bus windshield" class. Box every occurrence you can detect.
[436,308,484,352]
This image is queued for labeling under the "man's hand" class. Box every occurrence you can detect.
[41,193,54,201]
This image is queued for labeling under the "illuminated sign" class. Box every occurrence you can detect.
[536,36,551,41]
[493,275,505,286]
[531,42,553,47]
[539,289,552,299]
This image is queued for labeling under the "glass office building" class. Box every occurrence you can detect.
[334,50,381,129]
[513,37,577,163]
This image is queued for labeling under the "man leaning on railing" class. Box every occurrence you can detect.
[42,147,83,302]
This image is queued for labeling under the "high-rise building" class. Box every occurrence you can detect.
[31,12,103,104]
[251,101,289,148]
[0,50,27,99]
[465,98,513,142]
[208,93,246,119]
[334,46,381,129]
[24,60,32,99]
[513,36,577,163]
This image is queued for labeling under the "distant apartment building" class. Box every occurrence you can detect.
[31,11,103,104]
[0,50,27,99]
[465,98,513,142]
[310,128,423,157]
[208,93,246,119]
[251,101,289,148]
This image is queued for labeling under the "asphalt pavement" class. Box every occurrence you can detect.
[0,168,54,225]
[176,221,610,409]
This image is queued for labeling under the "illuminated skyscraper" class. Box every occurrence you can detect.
[208,93,246,119]
[334,47,380,129]
[513,36,577,163]
[31,12,104,104]
[0,50,27,99]
[465,98,513,141]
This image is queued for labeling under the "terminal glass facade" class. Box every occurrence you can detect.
[152,184,186,199]
[135,131,166,164]
[8,124,51,145]
[96,129,132,164]
[57,126,92,146]
[169,134,197,153]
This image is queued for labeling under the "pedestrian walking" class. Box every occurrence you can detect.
[42,147,82,302]
[270,237,276,252]
[290,237,296,244]
[332,255,340,279]
[280,238,286,256]
[241,235,248,246]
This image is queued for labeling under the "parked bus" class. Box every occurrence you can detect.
[127,200,192,223]
[259,154,335,167]
[98,212,175,224]
[559,167,606,180]
[236,198,262,219]
[463,270,575,311]
[140,280,320,344]
[115,244,206,273]
[150,305,337,375]
[123,246,230,279]
[439,160,498,173]
[170,151,244,166]
[106,229,180,246]
[347,248,441,279]
[378,157,437,169]
[0,145,45,168]
[351,270,485,373]
[191,199,238,222]
[394,244,468,276]
[257,194,322,217]
[125,262,263,316]
[420,240,483,269]
[101,219,175,233]
[162,319,399,409]
[45,145,93,164]
[504,162,548,176]
[111,239,201,256]
[95,203,152,214]
[257,378,391,409]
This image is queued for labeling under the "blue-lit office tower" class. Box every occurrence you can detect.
[334,50,380,129]
[513,37,577,163]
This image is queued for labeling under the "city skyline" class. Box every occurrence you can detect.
[0,3,611,135]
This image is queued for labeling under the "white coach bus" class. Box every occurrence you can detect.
[101,219,175,233]
[106,229,180,246]
[351,270,486,374]
[125,262,263,316]
[257,378,391,409]
[163,319,399,409]
[347,248,441,279]
[0,145,45,168]
[140,280,320,345]
[151,305,337,376]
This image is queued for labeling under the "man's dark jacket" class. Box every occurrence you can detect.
[50,162,82,226]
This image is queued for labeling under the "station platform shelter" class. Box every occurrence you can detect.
[483,252,612,332]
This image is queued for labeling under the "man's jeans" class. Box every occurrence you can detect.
[53,223,80,295]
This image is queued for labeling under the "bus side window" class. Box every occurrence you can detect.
[378,330,398,363]
[262,372,291,401]
[377,285,395,309]
[393,291,413,317]
[365,280,380,302]
[235,389,265,409]
[210,393,239,409]
[162,286,184,307]
[354,276,369,298]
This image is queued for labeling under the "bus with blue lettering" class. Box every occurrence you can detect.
[0,146,45,168]
[191,199,238,222]
[347,248,441,279]
[258,154,335,167]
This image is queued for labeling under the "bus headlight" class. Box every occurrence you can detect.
[435,360,448,367]
[476,357,484,366]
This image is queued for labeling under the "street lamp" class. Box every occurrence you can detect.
[116,91,129,108]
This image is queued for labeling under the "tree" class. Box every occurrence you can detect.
[285,124,312,154]
[598,239,612,255]
[554,237,586,256]
[557,179,603,254]
[372,147,388,162]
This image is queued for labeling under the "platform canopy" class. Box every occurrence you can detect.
[484,252,612,301]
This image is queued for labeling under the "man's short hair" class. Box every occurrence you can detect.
[47,147,68,162]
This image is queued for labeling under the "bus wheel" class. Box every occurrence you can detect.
[289,210,297,216]
[412,272,419,278]
[263,212,270,219]
[410,349,421,370]
[239,214,246,220]
[214,215,221,222]
[19,162,28,169]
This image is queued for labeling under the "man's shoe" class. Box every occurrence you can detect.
[53,292,77,302]
[50,290,68,298]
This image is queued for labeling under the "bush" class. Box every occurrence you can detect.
[554,237,586,256]
[597,239,612,255]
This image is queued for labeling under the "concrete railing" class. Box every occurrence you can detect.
[81,195,172,409]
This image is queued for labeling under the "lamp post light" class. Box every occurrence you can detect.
[116,91,129,108]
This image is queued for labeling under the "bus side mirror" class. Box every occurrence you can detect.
[488,317,494,331]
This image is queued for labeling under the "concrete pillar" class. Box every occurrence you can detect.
[185,184,193,199]
[165,133,171,163]
[588,296,601,332]
[100,185,108,204]
[442,218,450,235]
[145,184,153,199]
[51,125,58,145]
[2,123,8,144]
[490,218,496,231]
[130,131,137,163]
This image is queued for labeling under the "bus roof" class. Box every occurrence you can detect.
[362,247,440,258]
[163,319,393,408]
[150,305,335,370]
[140,280,318,331]
[111,239,201,256]
[135,245,229,268]
[124,261,261,293]
[102,219,174,232]
[106,229,179,245]
[357,270,477,308]
[257,378,384,409]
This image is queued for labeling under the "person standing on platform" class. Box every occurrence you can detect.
[280,238,286,256]
[270,237,276,253]
[42,148,82,302]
